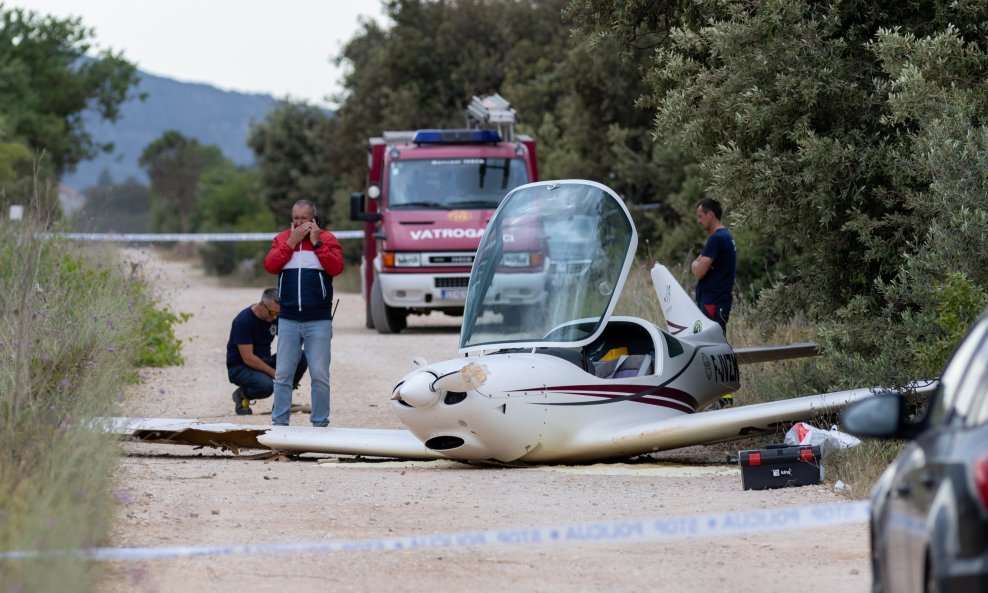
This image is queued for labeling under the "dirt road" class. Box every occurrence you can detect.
[103,251,870,592]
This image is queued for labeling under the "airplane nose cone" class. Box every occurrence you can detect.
[394,371,441,408]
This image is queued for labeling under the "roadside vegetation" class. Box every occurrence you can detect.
[0,217,187,592]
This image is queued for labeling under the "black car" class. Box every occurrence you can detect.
[842,313,988,593]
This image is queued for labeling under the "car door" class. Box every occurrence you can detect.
[894,318,988,591]
[882,439,928,592]
[899,424,956,591]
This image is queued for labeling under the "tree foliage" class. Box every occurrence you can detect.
[194,164,275,277]
[0,5,138,220]
[139,130,225,233]
[0,126,34,212]
[0,135,32,185]
[247,101,336,223]
[567,0,988,385]
[71,171,151,233]
[0,5,139,175]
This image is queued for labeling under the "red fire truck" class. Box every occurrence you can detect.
[350,95,539,333]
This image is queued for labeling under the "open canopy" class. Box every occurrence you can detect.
[459,180,637,352]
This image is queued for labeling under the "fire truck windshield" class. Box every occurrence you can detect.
[387,158,529,209]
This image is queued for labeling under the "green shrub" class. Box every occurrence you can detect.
[911,272,988,377]
[131,284,190,367]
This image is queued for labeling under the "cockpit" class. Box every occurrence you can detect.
[459,180,638,355]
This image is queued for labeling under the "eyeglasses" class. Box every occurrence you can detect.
[260,301,279,318]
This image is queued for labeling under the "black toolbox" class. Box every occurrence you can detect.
[738,444,823,490]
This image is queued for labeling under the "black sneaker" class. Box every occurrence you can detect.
[232,387,252,415]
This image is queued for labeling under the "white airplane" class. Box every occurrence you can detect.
[112,180,937,464]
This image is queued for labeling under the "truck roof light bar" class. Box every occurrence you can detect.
[412,129,502,144]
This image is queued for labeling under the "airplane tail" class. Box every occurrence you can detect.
[650,264,721,337]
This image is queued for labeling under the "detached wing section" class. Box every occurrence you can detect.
[106,417,445,460]
[607,381,939,454]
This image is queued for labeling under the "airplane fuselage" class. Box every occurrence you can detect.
[390,331,739,463]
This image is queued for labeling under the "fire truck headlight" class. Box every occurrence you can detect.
[395,253,421,267]
[367,184,381,199]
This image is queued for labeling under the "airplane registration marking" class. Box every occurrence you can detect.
[707,353,739,383]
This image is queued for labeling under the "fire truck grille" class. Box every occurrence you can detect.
[435,277,469,289]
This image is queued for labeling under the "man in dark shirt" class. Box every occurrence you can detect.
[226,288,307,415]
[691,198,737,407]
[691,198,737,331]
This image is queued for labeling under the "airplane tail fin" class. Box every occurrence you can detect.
[650,264,721,337]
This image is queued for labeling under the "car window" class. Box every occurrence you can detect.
[973,367,988,426]
[954,332,988,427]
[929,318,988,427]
[966,339,988,427]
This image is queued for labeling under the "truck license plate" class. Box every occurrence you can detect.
[441,289,466,302]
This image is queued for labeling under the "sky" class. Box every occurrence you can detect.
[11,0,388,108]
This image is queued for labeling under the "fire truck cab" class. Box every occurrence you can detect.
[350,95,540,333]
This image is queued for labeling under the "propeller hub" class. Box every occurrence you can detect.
[394,371,441,408]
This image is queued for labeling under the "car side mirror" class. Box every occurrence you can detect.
[840,393,908,439]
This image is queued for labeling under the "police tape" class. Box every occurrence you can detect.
[46,231,364,242]
[0,500,870,561]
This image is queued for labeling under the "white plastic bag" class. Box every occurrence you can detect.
[784,422,862,459]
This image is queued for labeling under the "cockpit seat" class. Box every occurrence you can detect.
[592,354,653,379]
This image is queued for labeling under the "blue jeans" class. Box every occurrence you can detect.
[228,353,307,399]
[272,318,332,427]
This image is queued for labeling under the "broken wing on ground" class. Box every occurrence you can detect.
[105,418,445,459]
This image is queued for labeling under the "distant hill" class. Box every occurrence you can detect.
[61,70,284,191]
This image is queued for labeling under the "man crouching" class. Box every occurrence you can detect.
[226,287,307,415]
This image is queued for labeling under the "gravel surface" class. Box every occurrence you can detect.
[101,250,871,592]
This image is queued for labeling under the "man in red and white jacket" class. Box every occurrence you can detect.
[264,199,344,426]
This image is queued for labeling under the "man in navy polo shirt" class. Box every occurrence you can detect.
[691,198,736,331]
[226,288,307,415]
[691,198,737,407]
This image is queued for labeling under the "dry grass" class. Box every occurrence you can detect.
[0,220,183,591]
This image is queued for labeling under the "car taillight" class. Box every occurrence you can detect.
[975,453,988,511]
